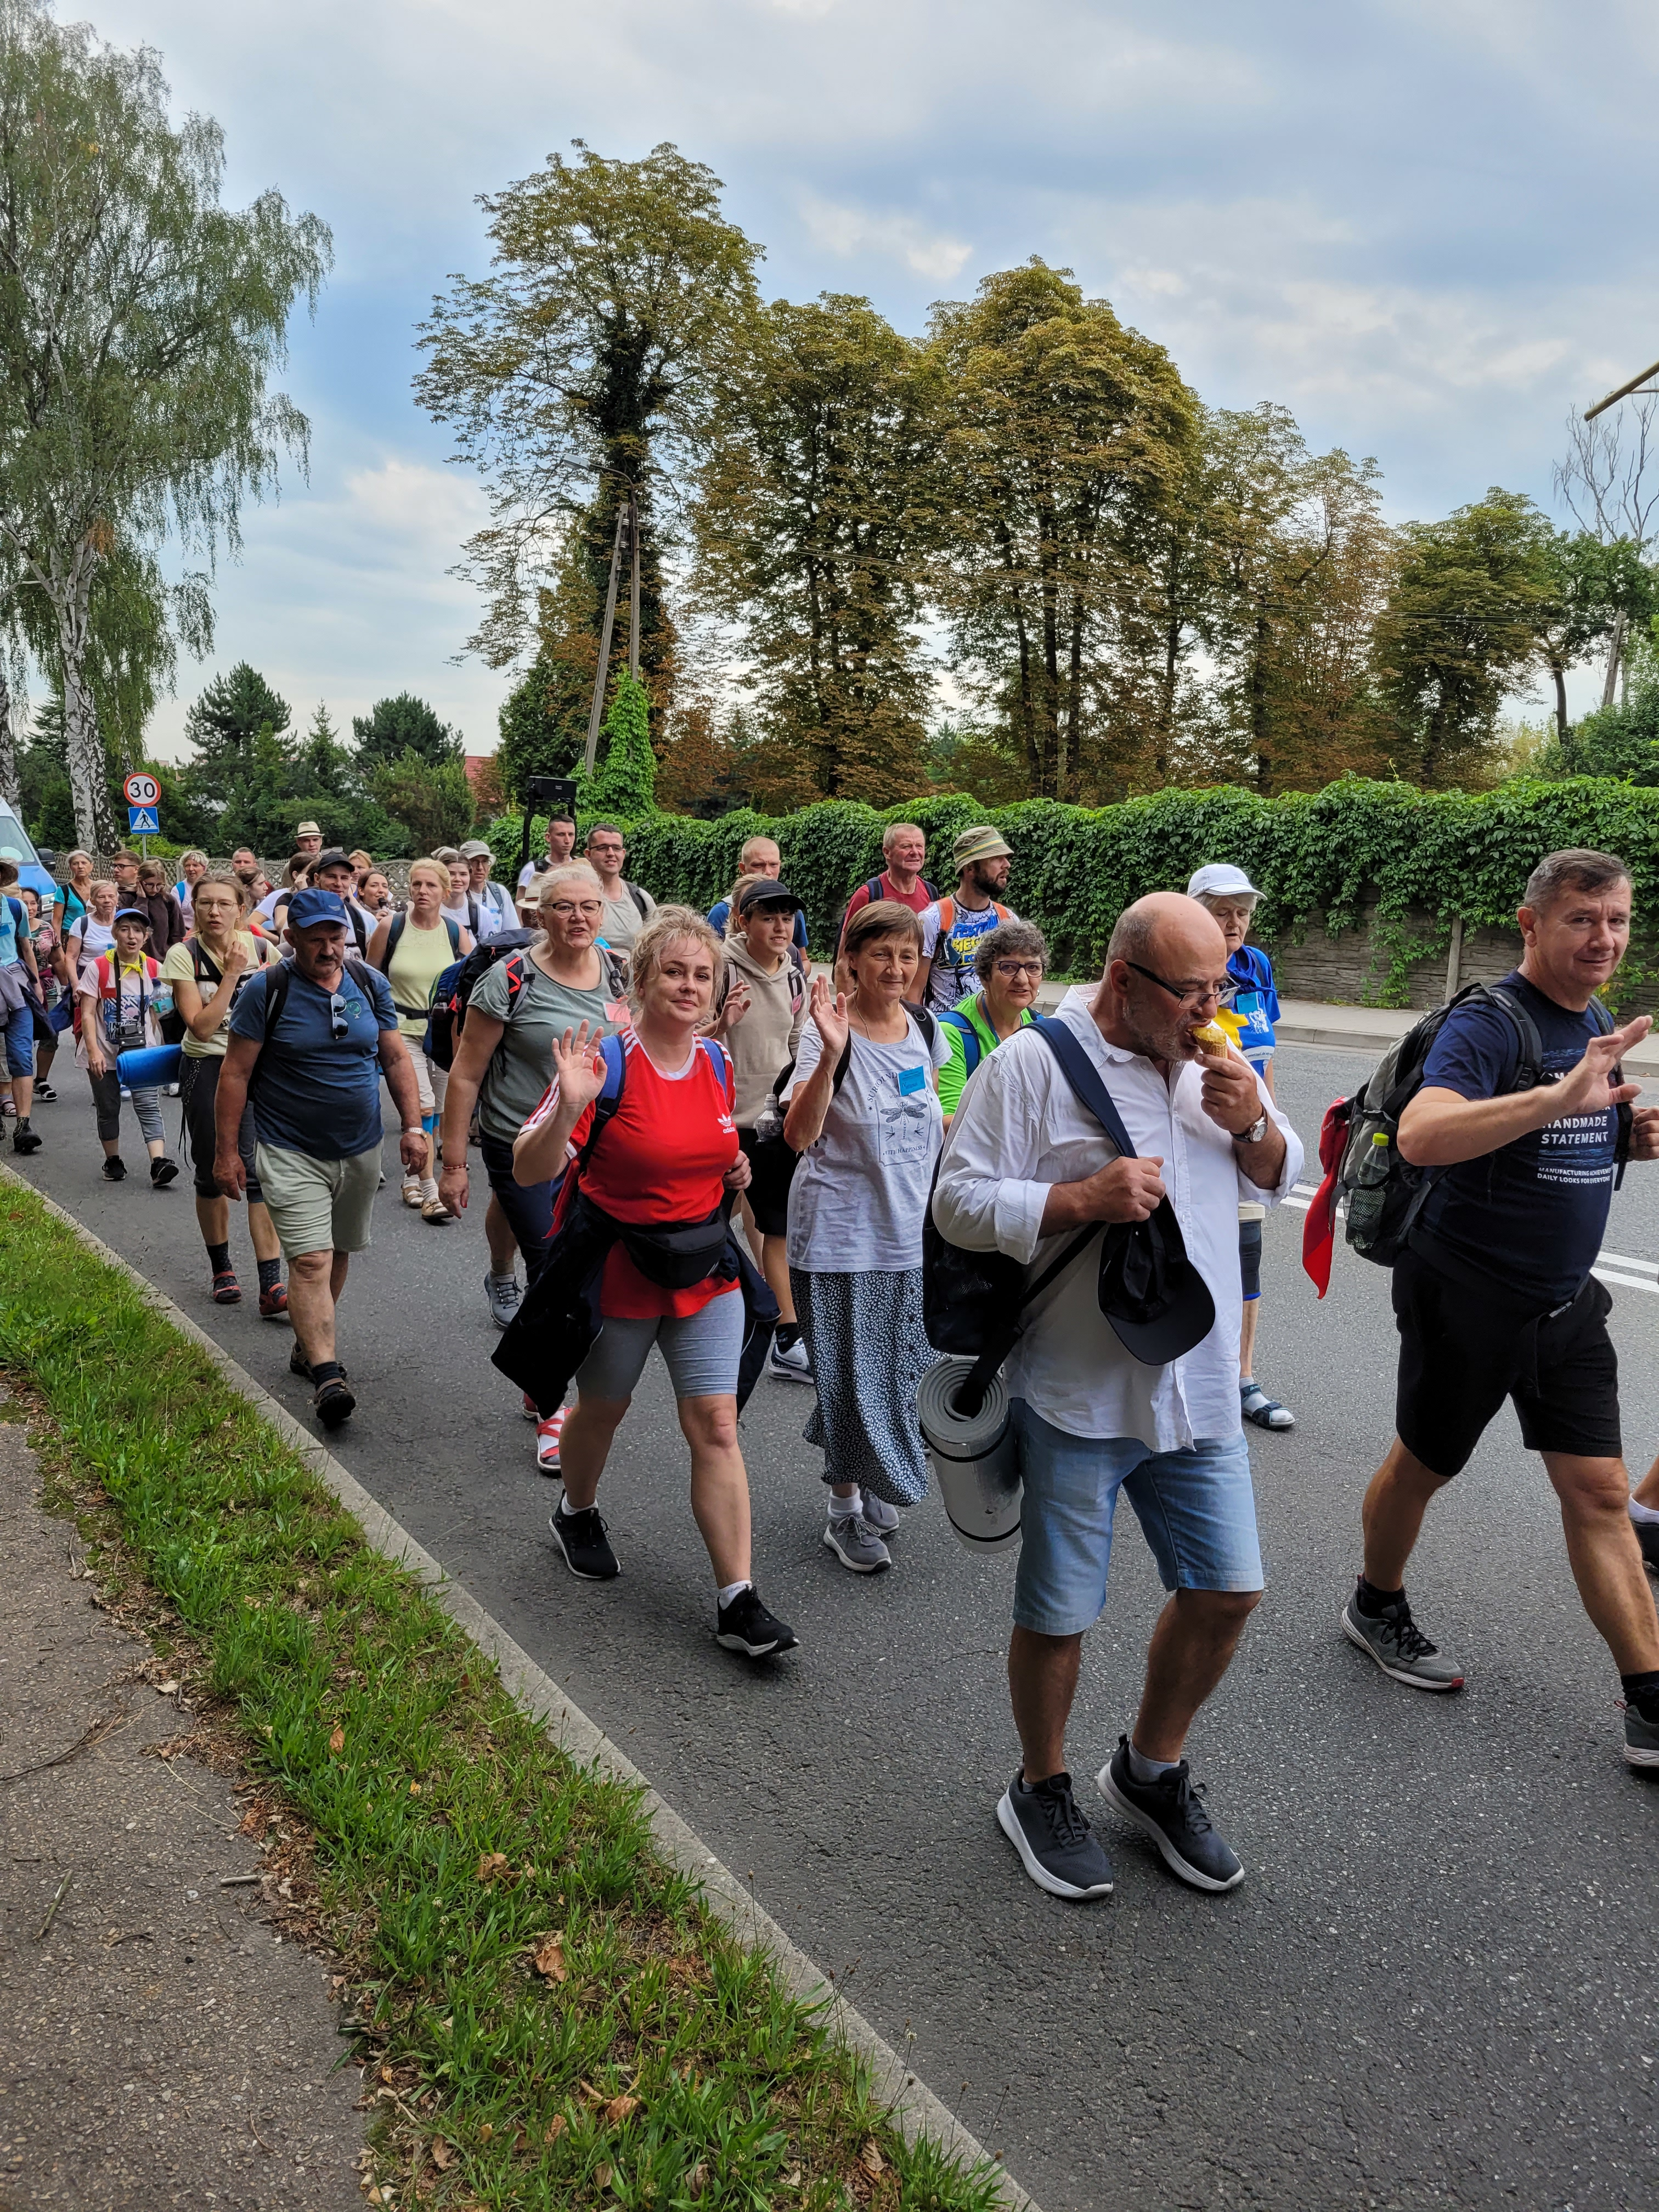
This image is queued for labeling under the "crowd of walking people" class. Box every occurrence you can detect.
[9,817,1659,1901]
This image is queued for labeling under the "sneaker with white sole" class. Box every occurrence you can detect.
[823,1511,891,1573]
[1341,1584,1465,1691]
[715,1585,798,1657]
[1624,1699,1659,1770]
[1098,1736,1244,1893]
[860,1492,902,1536]
[535,1407,567,1474]
[768,1334,814,1383]
[484,1270,522,1329]
[997,1770,1114,1900]
[549,1498,618,1580]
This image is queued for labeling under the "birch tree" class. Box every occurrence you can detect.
[0,0,329,847]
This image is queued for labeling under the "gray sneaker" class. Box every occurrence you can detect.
[484,1270,522,1329]
[861,1492,902,1536]
[1342,1587,1465,1691]
[823,1513,891,1574]
[1624,1700,1659,1770]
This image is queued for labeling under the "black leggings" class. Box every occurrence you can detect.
[179,1055,261,1202]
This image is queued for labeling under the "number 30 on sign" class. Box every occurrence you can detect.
[123,771,160,808]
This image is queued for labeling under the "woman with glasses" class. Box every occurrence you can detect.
[938,919,1048,1125]
[367,858,470,1221]
[437,862,628,1469]
[783,900,950,1575]
[1186,863,1293,1432]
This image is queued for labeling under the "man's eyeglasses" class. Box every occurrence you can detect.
[1124,960,1237,1012]
[992,960,1045,979]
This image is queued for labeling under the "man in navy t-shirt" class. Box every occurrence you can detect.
[1340,847,1659,1778]
[213,888,428,1431]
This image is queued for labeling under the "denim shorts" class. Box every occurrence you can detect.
[1011,1400,1265,1637]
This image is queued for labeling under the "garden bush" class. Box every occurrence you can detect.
[486,774,1659,1001]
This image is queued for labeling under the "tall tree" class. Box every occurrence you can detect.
[1372,489,1550,786]
[415,139,761,731]
[929,262,1199,803]
[1555,394,1659,705]
[691,293,940,803]
[1531,531,1655,742]
[0,0,330,847]
[182,663,292,811]
[352,693,461,771]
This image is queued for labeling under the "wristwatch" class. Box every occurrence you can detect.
[1238,1111,1269,1146]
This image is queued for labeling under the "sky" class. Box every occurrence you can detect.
[72,0,1659,757]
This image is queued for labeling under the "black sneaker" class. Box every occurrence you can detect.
[312,1374,356,1429]
[549,1500,620,1581]
[715,1584,798,1657]
[1633,1512,1659,1579]
[1097,1736,1243,1893]
[103,1154,127,1182]
[12,1121,41,1155]
[150,1155,179,1188]
[997,1770,1114,1900]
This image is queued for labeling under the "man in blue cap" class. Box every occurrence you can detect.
[213,888,426,1429]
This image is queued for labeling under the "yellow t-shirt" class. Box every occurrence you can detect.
[161,933,273,1058]
[385,914,459,1041]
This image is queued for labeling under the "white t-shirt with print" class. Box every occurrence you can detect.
[784,1011,950,1273]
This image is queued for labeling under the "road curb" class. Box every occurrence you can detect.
[2,1163,1037,2212]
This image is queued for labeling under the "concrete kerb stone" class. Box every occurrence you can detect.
[1,1163,1037,2212]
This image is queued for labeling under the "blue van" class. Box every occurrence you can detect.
[0,805,58,907]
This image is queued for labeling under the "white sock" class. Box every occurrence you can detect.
[717,1578,751,1609]
[1630,1497,1659,1525]
[1126,1740,1178,1783]
[828,1488,861,1520]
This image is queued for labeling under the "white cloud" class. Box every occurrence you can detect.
[797,190,971,283]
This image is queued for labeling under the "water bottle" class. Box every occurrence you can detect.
[1346,1130,1391,1246]
[754,1092,784,1144]
[150,978,174,1025]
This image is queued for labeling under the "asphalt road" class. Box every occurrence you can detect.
[9,1044,1659,2212]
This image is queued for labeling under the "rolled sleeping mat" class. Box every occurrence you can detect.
[916,1356,1022,1555]
[115,1043,183,1091]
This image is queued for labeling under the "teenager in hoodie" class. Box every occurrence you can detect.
[713,879,811,1383]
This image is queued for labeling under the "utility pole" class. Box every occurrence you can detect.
[583,504,628,777]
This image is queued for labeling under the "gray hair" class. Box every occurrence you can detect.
[882,820,924,856]
[1192,888,1257,915]
[1522,848,1630,913]
[975,917,1049,982]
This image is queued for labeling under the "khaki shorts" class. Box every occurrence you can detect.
[255,1141,381,1259]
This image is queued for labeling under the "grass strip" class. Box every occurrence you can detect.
[0,1181,1006,2212]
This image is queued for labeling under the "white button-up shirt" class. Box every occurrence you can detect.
[933,986,1304,1450]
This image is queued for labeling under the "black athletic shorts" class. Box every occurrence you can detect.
[1392,1246,1621,1477]
[737,1125,797,1239]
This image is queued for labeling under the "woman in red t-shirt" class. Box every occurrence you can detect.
[513,907,797,1660]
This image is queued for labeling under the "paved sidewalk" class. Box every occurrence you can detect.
[0,1407,364,2211]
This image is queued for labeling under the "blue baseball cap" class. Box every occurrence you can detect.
[285,887,350,930]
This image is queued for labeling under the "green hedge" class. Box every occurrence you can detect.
[487,775,1659,1001]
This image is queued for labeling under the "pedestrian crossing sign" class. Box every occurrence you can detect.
[127,805,159,835]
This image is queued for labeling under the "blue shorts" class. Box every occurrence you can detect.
[1011,1401,1265,1637]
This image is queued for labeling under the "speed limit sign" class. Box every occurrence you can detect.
[123,771,160,807]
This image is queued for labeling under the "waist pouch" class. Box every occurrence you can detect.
[601,1198,732,1290]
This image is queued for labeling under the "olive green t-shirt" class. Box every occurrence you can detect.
[467,952,625,1146]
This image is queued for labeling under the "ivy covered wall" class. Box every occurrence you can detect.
[484,775,1659,1007]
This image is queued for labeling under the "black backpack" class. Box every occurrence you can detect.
[426,935,630,1071]
[1330,982,1629,1268]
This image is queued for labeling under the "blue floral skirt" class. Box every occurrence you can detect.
[789,1266,932,1506]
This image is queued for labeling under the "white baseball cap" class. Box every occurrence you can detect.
[1187,862,1260,900]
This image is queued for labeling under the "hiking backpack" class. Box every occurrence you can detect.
[1323,981,1628,1271]
[425,935,630,1070]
